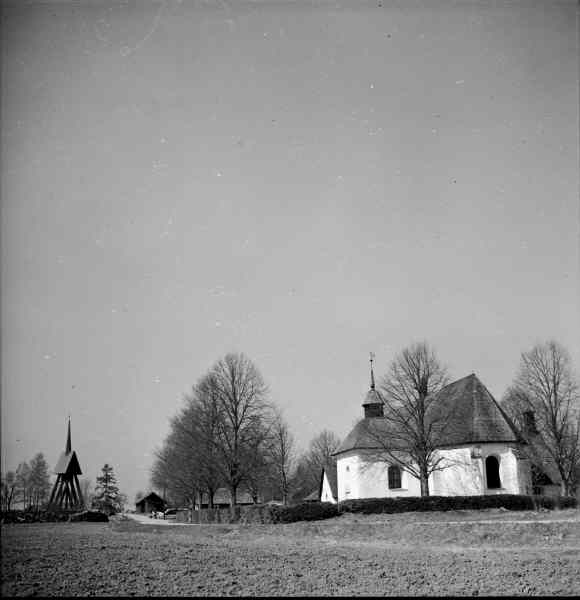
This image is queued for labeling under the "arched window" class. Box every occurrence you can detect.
[388,465,402,490]
[485,455,501,489]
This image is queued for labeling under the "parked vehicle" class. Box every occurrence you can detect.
[163,508,177,520]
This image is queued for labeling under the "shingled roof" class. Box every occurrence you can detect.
[334,373,521,456]
[426,373,521,447]
[334,418,395,455]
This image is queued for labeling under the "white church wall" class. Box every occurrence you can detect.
[337,444,527,501]
[431,447,483,496]
[320,472,337,504]
[433,444,524,496]
[336,451,421,501]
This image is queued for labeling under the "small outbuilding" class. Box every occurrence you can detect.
[319,461,338,504]
[135,492,166,514]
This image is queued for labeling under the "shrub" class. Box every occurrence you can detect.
[268,501,339,524]
[236,501,338,524]
[69,510,109,522]
[338,494,577,515]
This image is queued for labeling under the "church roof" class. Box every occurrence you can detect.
[319,461,338,500]
[362,388,383,406]
[334,418,396,455]
[54,450,82,475]
[426,374,520,447]
[334,373,520,456]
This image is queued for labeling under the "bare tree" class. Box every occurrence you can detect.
[1,470,17,512]
[503,340,580,495]
[290,430,341,502]
[210,353,271,505]
[268,409,296,505]
[151,428,201,510]
[15,461,31,509]
[187,374,227,507]
[362,341,451,497]
[28,453,51,511]
[79,478,93,507]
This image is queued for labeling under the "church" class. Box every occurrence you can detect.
[320,368,562,503]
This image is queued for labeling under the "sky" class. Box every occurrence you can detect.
[1,0,579,505]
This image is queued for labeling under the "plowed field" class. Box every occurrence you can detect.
[2,509,579,596]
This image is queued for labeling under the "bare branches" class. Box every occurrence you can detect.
[365,341,450,496]
[290,430,341,502]
[504,340,580,495]
[267,409,296,505]
[151,353,274,507]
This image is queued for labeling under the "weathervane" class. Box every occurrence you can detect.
[370,352,376,390]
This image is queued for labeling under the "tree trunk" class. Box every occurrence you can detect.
[420,467,430,497]
[230,484,238,507]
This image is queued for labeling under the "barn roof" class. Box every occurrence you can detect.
[54,450,82,475]
[319,461,338,500]
[334,373,520,455]
[135,492,166,506]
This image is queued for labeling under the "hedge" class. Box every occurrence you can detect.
[338,494,577,515]
[0,509,109,524]
[238,502,339,524]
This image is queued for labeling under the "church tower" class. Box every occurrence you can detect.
[362,352,384,418]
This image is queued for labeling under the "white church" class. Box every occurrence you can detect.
[319,369,561,503]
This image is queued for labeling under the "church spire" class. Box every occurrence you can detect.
[362,353,384,418]
[65,416,72,454]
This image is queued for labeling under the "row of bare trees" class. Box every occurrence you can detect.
[151,352,346,507]
[151,353,299,507]
[1,453,51,512]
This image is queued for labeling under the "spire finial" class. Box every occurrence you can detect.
[65,416,72,454]
[369,352,375,390]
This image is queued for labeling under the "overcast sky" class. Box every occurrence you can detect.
[2,0,578,504]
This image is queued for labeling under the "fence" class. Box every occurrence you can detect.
[176,506,249,524]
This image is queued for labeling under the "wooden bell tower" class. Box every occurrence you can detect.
[48,418,85,511]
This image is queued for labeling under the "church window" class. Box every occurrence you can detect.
[485,455,501,489]
[388,465,402,489]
